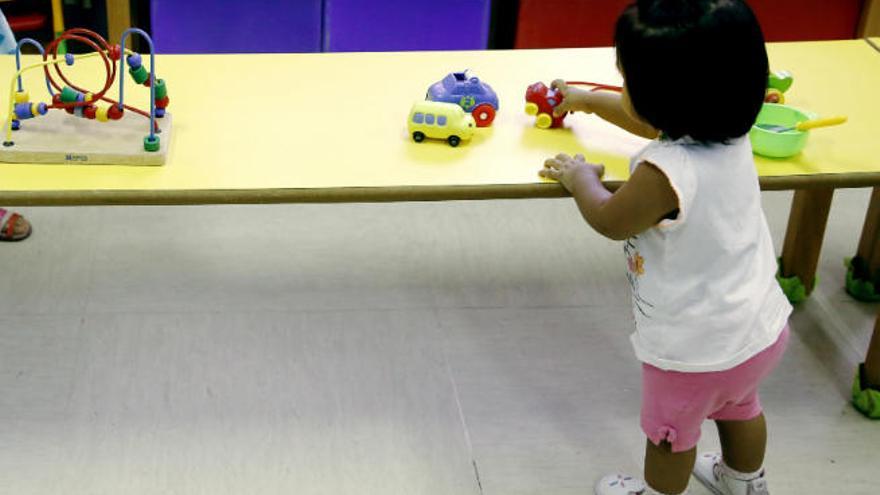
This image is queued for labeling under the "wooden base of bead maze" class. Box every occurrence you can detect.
[0,111,172,166]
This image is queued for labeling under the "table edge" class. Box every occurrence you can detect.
[2,173,880,206]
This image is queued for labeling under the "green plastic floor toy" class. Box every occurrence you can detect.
[853,364,880,419]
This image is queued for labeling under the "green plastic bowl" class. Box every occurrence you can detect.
[749,103,816,158]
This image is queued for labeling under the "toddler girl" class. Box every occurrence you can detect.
[539,1,792,493]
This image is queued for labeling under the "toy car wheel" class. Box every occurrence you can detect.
[524,102,539,116]
[413,131,425,143]
[472,103,496,127]
[536,113,553,129]
[448,135,461,147]
[764,88,785,104]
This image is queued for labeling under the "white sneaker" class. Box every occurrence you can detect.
[693,452,769,495]
[594,473,647,494]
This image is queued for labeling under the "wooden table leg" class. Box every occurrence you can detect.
[780,188,834,298]
[845,187,880,301]
[865,313,880,386]
[855,187,880,275]
[106,0,132,48]
[859,0,880,38]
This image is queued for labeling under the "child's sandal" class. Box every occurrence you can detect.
[0,208,32,242]
[594,473,647,495]
[853,363,880,419]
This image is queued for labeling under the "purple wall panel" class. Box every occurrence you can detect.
[151,0,322,53]
[324,0,491,52]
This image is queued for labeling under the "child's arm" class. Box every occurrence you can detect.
[539,153,678,241]
[551,80,659,140]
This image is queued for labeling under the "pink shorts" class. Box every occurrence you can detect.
[641,324,790,453]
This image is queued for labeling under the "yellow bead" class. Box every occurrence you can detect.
[14,91,29,104]
[96,106,110,122]
[85,93,94,102]
[31,103,39,116]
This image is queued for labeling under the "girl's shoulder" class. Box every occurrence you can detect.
[641,135,750,165]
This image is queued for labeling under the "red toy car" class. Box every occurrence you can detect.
[525,81,566,129]
[525,81,623,129]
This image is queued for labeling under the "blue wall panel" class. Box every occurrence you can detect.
[151,0,322,54]
[324,0,491,52]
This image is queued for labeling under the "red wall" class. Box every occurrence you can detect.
[515,0,866,48]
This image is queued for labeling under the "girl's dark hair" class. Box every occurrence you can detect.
[615,0,768,143]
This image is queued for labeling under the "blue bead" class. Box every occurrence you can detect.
[11,120,20,131]
[65,53,75,66]
[14,102,34,119]
[127,53,142,69]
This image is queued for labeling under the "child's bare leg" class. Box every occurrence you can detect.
[644,440,696,494]
[864,315,880,387]
[715,414,766,473]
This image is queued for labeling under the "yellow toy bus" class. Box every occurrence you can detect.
[408,100,476,147]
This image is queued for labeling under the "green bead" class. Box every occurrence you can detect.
[143,135,160,152]
[154,79,167,100]
[130,65,149,85]
[60,86,78,103]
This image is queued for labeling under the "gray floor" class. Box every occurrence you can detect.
[1,190,877,494]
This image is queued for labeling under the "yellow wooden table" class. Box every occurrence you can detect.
[1,40,878,203]
[1,40,879,295]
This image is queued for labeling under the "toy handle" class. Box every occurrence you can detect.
[796,116,847,131]
[565,81,623,92]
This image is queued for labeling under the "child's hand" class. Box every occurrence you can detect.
[539,153,605,192]
[550,79,594,117]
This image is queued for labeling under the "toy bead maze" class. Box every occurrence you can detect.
[0,28,172,166]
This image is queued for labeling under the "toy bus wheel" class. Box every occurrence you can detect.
[472,103,496,127]
[448,135,461,147]
[413,131,425,143]
[536,113,553,129]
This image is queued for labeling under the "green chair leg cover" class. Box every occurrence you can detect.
[776,258,812,304]
[844,257,880,302]
[853,363,880,420]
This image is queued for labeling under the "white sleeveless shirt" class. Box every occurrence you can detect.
[625,136,792,372]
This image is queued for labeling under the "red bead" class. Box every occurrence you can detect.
[65,106,74,114]
[52,93,62,105]
[107,105,124,120]
[155,96,170,109]
[84,106,97,119]
[108,44,122,61]
[143,76,152,87]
